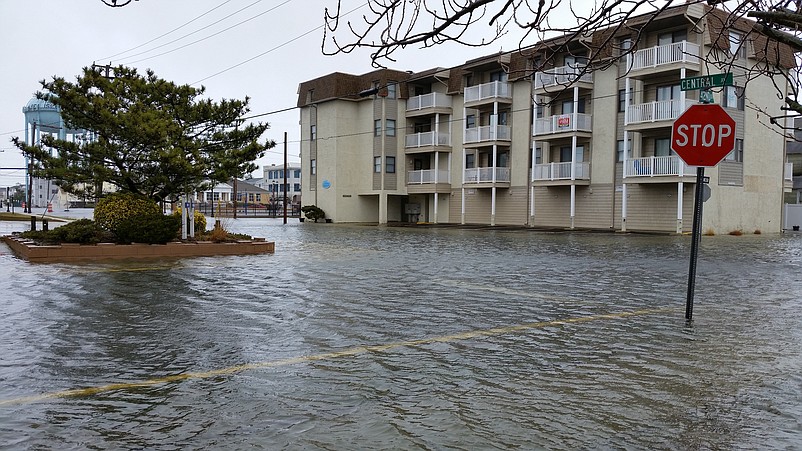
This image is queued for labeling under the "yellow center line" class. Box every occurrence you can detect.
[0,307,675,406]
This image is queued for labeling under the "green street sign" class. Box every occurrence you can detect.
[680,73,734,91]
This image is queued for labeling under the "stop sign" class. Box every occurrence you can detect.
[671,104,736,167]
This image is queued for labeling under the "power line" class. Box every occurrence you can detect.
[191,1,367,85]
[97,0,236,61]
[119,0,295,66]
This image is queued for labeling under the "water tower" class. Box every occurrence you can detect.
[22,96,88,210]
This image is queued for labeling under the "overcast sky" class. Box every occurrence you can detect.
[0,0,537,188]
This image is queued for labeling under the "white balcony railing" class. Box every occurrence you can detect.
[785,162,794,181]
[534,65,593,89]
[534,113,592,135]
[407,92,452,111]
[464,125,511,144]
[408,169,450,184]
[533,162,590,181]
[628,41,700,71]
[405,131,451,148]
[626,99,694,125]
[464,81,512,103]
[624,156,696,178]
[464,167,511,183]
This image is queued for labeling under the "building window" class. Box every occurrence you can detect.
[655,138,671,157]
[310,124,316,140]
[466,154,475,169]
[726,138,744,162]
[466,114,476,129]
[534,147,542,165]
[729,31,747,59]
[724,86,745,110]
[206,192,213,201]
[535,103,544,119]
[387,82,397,99]
[386,119,396,136]
[619,37,632,57]
[256,194,261,202]
[490,71,508,82]
[386,156,396,173]
[618,88,633,113]
[294,170,301,178]
[617,139,633,162]
[374,120,382,136]
[311,159,316,175]
[294,183,301,192]
[374,156,382,173]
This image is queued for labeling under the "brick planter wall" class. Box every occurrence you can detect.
[1,236,275,262]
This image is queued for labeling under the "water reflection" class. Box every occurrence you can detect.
[1,219,801,448]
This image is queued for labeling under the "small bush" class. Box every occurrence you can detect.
[301,205,326,222]
[703,228,716,236]
[115,214,181,244]
[19,219,113,244]
[95,192,161,234]
[754,229,762,235]
[728,229,743,236]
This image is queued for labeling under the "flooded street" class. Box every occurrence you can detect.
[1,217,801,449]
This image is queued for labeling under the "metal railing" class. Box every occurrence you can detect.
[533,65,593,89]
[624,156,695,177]
[464,81,512,103]
[406,92,452,111]
[463,167,511,183]
[405,131,451,148]
[533,162,590,181]
[534,113,592,135]
[627,99,694,125]
[408,169,450,184]
[464,125,511,144]
[628,41,700,71]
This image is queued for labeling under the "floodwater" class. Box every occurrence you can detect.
[1,214,801,449]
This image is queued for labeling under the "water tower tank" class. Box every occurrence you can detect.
[22,97,63,133]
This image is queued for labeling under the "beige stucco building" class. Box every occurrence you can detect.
[298,4,796,234]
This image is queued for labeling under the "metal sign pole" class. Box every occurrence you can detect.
[685,166,706,321]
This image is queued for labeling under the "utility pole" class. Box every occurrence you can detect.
[91,62,115,80]
[233,178,238,219]
[283,131,288,224]
[26,122,36,213]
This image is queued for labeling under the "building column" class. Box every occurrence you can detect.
[461,149,466,224]
[621,183,628,232]
[434,151,440,224]
[379,192,388,225]
[570,134,577,229]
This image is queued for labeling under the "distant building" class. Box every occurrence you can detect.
[250,164,302,207]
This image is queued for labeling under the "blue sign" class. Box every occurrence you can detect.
[322,180,331,189]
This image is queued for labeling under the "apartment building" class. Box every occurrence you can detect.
[298,4,796,233]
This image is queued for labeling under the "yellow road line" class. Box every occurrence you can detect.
[0,307,675,406]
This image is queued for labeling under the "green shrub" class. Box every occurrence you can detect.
[19,219,114,244]
[172,207,207,232]
[301,205,326,222]
[114,214,181,244]
[94,192,161,234]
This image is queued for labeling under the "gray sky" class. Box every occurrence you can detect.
[0,0,530,188]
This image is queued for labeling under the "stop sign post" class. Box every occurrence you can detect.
[671,104,736,322]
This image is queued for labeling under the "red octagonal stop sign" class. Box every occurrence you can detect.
[671,104,736,167]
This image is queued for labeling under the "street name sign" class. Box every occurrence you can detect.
[680,73,734,91]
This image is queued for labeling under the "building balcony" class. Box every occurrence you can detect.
[533,65,593,91]
[464,167,510,185]
[623,156,696,182]
[405,131,451,153]
[406,93,452,117]
[464,81,512,105]
[407,169,451,194]
[626,99,694,127]
[534,113,592,137]
[464,125,511,145]
[627,41,700,75]
[532,162,591,185]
